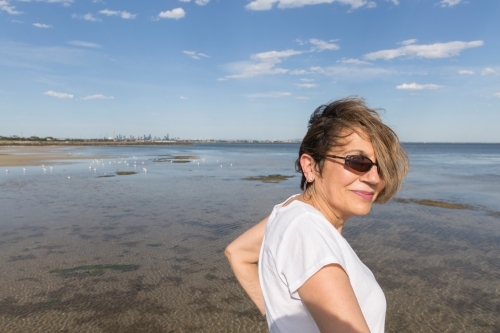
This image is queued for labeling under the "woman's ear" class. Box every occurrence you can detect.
[300,154,316,182]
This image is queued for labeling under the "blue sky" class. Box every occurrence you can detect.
[1,0,499,142]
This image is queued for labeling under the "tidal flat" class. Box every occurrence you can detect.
[0,143,499,332]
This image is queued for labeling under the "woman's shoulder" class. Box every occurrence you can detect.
[269,199,337,237]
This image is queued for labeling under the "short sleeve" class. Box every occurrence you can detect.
[275,213,347,299]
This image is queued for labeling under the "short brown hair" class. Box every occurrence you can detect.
[295,97,409,203]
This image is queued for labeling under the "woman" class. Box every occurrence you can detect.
[225,97,409,333]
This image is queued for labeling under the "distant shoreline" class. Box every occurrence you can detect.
[0,141,193,147]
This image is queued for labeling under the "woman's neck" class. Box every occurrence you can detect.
[298,192,346,234]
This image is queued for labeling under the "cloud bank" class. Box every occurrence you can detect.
[82,94,114,100]
[220,49,302,80]
[67,40,101,48]
[365,40,483,60]
[43,90,74,99]
[33,23,52,28]
[158,8,186,19]
[99,9,137,19]
[246,0,372,11]
[183,51,209,60]
[0,0,21,14]
[396,83,443,90]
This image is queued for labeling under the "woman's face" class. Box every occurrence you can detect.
[311,130,386,221]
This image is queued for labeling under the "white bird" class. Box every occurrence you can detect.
[5,169,8,174]
[67,176,71,180]
[143,168,147,173]
[23,168,26,173]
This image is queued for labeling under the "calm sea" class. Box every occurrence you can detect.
[0,143,499,333]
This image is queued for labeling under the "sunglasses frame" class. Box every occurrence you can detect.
[325,154,379,173]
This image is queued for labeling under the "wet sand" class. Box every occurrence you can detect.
[0,147,109,167]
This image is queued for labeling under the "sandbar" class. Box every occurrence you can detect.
[0,146,109,167]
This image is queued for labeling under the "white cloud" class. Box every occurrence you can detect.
[300,78,314,82]
[219,49,302,80]
[158,8,186,19]
[180,0,191,2]
[439,0,462,7]
[481,67,498,75]
[289,69,309,75]
[247,92,291,98]
[82,94,114,100]
[183,50,210,60]
[99,9,137,19]
[180,96,188,100]
[246,0,371,11]
[399,39,417,46]
[365,40,483,60]
[0,40,93,70]
[22,0,74,6]
[195,0,210,5]
[390,0,399,5]
[338,58,371,65]
[309,38,339,52]
[67,40,101,48]
[44,90,74,99]
[33,23,52,28]
[494,92,500,98]
[458,70,474,75]
[72,13,101,22]
[296,83,317,88]
[312,65,393,81]
[44,0,73,6]
[396,83,443,90]
[0,0,21,14]
[366,1,376,8]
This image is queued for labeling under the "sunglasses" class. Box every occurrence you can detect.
[325,155,379,173]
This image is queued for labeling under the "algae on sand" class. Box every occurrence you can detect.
[204,273,217,281]
[241,174,295,183]
[153,155,198,163]
[50,264,140,276]
[147,243,163,247]
[116,171,137,176]
[394,198,473,210]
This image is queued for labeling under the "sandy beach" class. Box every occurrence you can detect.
[0,146,109,167]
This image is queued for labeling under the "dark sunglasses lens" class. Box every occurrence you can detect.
[346,156,373,172]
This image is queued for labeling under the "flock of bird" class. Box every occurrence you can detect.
[5,155,232,179]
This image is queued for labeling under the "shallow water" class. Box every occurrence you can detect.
[0,143,499,332]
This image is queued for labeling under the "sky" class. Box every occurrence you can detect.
[0,0,499,142]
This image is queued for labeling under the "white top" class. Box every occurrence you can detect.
[258,196,386,333]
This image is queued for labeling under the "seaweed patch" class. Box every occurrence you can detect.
[394,198,473,210]
[241,174,295,183]
[50,264,140,276]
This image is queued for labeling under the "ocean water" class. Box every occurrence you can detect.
[0,143,499,333]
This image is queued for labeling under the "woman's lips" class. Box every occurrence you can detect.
[351,190,375,201]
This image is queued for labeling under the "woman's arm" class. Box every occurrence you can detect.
[298,264,371,333]
[225,216,268,315]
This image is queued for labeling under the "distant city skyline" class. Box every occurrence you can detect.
[1,0,499,142]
